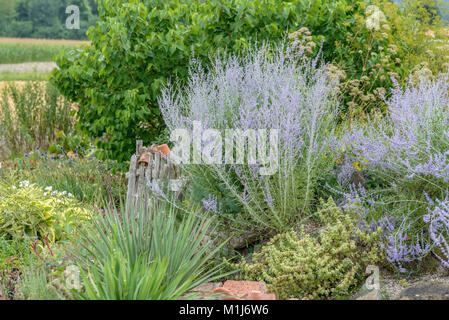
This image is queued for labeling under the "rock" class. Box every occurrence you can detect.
[356,289,381,300]
[209,281,276,300]
[398,281,449,300]
[228,232,260,249]
[222,280,267,296]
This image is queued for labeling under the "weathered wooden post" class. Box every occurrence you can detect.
[125,140,185,216]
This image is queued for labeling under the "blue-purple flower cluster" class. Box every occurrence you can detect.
[424,193,449,267]
[334,74,449,271]
[159,46,339,232]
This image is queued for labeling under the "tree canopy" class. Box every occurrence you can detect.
[0,0,98,40]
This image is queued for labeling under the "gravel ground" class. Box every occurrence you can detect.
[0,62,57,73]
[380,263,449,299]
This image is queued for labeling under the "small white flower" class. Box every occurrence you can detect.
[51,191,58,196]
[19,180,30,188]
[60,191,67,196]
[44,186,53,192]
[12,185,17,190]
[68,193,74,198]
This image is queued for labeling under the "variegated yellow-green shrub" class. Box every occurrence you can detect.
[238,198,383,300]
[0,181,92,242]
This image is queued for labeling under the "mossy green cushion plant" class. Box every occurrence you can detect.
[0,180,92,242]
[238,198,384,299]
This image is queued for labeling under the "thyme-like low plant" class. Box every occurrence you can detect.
[238,198,383,300]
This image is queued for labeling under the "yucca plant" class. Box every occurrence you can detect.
[76,199,228,300]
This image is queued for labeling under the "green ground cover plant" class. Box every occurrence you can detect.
[0,180,92,242]
[238,198,383,299]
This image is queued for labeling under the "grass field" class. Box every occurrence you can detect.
[0,71,51,81]
[0,38,90,64]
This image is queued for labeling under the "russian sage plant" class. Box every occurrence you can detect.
[338,74,449,271]
[159,46,339,236]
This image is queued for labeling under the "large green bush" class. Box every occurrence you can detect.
[51,0,365,161]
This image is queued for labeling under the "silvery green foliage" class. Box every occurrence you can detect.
[159,46,339,234]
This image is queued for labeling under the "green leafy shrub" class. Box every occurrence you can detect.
[238,198,383,299]
[76,200,228,300]
[0,180,92,242]
[288,0,449,118]
[378,0,449,75]
[51,0,366,161]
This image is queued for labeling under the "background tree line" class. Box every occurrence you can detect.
[0,0,98,40]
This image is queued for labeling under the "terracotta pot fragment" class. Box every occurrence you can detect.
[157,144,170,156]
[138,152,150,165]
[222,280,267,296]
